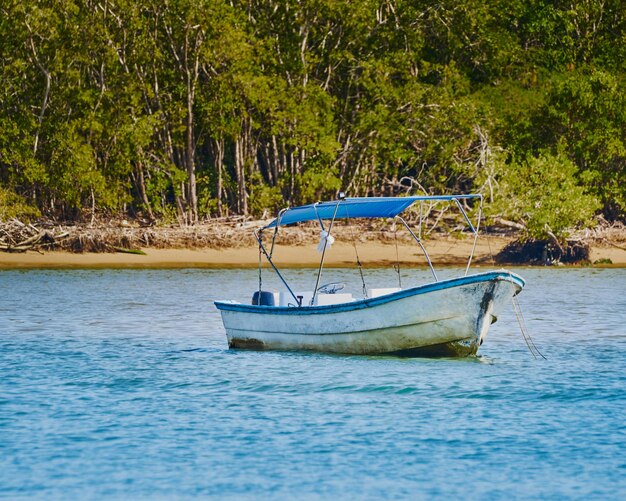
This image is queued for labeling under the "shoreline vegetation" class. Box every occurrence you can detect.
[1,218,625,269]
[2,2,625,273]
[1,1,625,249]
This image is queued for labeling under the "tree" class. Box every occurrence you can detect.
[488,151,600,239]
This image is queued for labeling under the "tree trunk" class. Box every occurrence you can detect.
[135,160,155,222]
[26,30,50,156]
[272,134,281,181]
[186,104,198,223]
[235,135,247,214]
[289,148,295,201]
[213,136,225,217]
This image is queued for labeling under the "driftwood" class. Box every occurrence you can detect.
[0,219,70,253]
[2,215,623,255]
[492,217,527,231]
[0,217,421,253]
[0,218,269,253]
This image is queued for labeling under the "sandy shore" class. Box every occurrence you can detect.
[1,237,625,268]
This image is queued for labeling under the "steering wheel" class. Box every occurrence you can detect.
[316,282,345,294]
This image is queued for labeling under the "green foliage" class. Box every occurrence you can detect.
[145,163,187,216]
[534,69,626,217]
[488,152,600,238]
[248,172,284,218]
[0,187,40,221]
[298,166,342,205]
[0,0,624,225]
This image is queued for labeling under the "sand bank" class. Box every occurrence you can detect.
[1,237,625,268]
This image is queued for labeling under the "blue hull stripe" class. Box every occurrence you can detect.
[214,270,525,316]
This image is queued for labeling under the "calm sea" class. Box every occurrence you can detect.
[1,267,625,500]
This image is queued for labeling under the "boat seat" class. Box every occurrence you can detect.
[367,287,401,298]
[314,293,354,306]
[279,291,314,307]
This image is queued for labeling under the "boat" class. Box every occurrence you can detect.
[215,194,525,357]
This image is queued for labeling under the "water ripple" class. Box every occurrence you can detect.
[1,267,625,499]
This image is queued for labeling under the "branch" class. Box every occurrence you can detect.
[25,21,51,155]
[492,217,527,231]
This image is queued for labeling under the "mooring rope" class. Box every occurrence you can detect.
[512,295,547,360]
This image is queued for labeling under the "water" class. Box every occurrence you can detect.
[1,267,625,500]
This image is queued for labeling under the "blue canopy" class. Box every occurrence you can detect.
[265,194,481,228]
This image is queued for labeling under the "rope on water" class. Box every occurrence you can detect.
[512,295,547,360]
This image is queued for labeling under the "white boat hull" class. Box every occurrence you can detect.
[215,271,524,357]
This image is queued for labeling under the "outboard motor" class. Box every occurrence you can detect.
[252,290,275,306]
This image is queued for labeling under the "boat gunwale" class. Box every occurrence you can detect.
[214,270,524,315]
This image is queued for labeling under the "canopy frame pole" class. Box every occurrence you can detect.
[452,196,483,276]
[257,229,263,303]
[254,229,299,305]
[393,218,402,289]
[269,208,287,258]
[311,200,341,305]
[313,203,326,232]
[397,216,438,282]
[453,197,477,233]
[419,201,423,240]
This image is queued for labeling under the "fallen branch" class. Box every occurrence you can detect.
[492,217,527,231]
[0,222,69,253]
